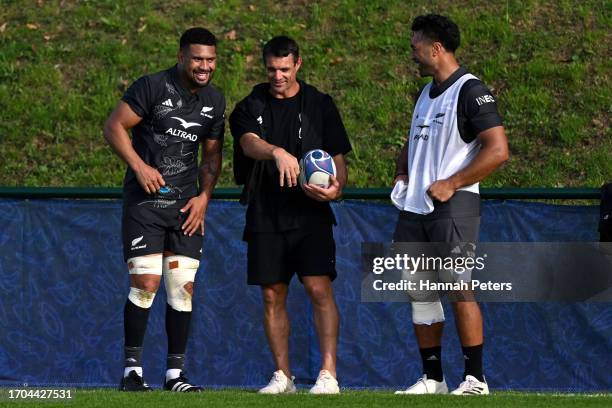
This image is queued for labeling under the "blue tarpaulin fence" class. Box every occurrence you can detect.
[0,198,609,391]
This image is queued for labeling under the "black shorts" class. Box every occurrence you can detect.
[121,204,203,262]
[393,212,480,243]
[393,213,480,302]
[245,224,337,286]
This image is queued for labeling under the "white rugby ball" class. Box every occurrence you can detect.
[299,149,336,188]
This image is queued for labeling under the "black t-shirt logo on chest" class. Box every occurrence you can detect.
[156,104,213,144]
[200,105,214,118]
[151,82,215,144]
[165,116,202,142]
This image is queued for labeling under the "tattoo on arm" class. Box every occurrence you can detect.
[199,140,222,196]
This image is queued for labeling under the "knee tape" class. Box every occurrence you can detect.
[412,301,445,325]
[127,254,163,275]
[128,287,156,309]
[163,255,199,312]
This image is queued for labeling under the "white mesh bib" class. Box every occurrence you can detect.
[392,74,480,214]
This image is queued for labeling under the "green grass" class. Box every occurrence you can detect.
[1,389,611,408]
[0,0,610,188]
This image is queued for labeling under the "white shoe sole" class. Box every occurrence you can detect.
[258,387,297,394]
[309,386,340,394]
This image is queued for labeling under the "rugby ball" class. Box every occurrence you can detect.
[299,149,336,188]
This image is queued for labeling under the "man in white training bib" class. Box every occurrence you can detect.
[392,14,509,396]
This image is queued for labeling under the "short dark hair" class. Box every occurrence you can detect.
[411,14,460,52]
[262,36,300,64]
[179,27,216,49]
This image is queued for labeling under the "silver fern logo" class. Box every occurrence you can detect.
[159,157,188,176]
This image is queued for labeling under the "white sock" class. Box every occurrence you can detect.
[166,368,182,382]
[124,366,142,378]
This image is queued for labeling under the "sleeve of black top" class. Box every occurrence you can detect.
[229,100,262,141]
[321,95,352,157]
[461,80,503,140]
[206,95,226,140]
[121,76,152,118]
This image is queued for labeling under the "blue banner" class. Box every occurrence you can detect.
[0,198,609,391]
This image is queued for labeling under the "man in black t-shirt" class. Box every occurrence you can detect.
[229,36,351,394]
[104,28,225,392]
[392,15,509,395]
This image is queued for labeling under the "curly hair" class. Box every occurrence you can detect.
[179,27,217,49]
[411,14,460,52]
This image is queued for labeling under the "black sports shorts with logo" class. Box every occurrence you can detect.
[392,191,481,243]
[245,224,337,286]
[121,204,203,262]
[393,192,481,301]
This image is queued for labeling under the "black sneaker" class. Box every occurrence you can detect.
[119,370,152,392]
[164,372,203,392]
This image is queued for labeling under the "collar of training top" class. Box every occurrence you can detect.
[429,66,468,98]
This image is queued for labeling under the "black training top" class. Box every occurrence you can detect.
[418,66,503,143]
[229,83,352,234]
[121,65,225,208]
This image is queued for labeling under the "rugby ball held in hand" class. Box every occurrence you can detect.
[299,149,336,188]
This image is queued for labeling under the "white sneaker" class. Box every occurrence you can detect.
[258,370,296,394]
[309,370,340,394]
[451,375,489,395]
[395,375,448,394]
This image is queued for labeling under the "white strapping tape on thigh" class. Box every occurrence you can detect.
[127,254,163,275]
[412,301,445,325]
[128,287,156,309]
[163,255,199,312]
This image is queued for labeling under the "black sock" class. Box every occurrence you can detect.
[165,304,192,370]
[123,299,151,367]
[124,346,143,369]
[462,344,484,382]
[167,354,185,371]
[419,346,443,382]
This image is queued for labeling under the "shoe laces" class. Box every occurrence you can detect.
[458,375,480,390]
[130,371,147,386]
[409,376,428,390]
[269,371,286,385]
[316,370,335,385]
[177,375,190,383]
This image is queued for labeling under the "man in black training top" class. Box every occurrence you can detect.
[104,28,225,392]
[391,15,508,395]
[229,36,351,394]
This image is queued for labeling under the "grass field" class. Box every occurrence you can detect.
[0,0,610,189]
[1,389,611,408]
